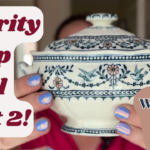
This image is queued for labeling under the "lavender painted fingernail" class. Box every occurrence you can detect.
[115,107,130,119]
[35,119,48,131]
[116,123,131,135]
[38,93,52,105]
[28,75,41,86]
[45,149,54,150]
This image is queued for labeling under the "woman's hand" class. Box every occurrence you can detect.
[0,73,53,150]
[114,104,146,149]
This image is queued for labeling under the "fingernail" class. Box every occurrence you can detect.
[45,149,53,150]
[115,107,130,119]
[38,93,52,105]
[28,75,41,86]
[116,123,131,135]
[35,119,48,131]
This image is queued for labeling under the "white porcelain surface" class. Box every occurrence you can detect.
[18,13,150,136]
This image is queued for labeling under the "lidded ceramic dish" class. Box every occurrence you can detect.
[19,13,150,136]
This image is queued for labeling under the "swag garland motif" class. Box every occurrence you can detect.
[37,64,150,90]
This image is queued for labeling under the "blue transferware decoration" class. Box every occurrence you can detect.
[48,36,150,51]
[130,65,148,81]
[18,13,150,137]
[78,68,97,83]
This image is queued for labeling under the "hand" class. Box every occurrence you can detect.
[0,74,53,149]
[114,104,146,149]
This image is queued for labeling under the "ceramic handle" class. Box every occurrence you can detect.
[18,61,32,75]
[86,13,118,26]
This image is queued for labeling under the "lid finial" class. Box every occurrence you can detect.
[86,13,118,26]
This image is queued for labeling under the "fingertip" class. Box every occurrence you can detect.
[116,122,132,136]
[15,73,43,98]
[37,92,53,106]
[27,73,43,87]
[114,106,130,120]
[34,117,51,137]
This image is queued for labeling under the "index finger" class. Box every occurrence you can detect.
[14,73,42,98]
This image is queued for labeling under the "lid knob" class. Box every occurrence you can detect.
[86,13,118,26]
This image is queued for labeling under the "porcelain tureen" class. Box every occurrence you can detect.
[19,13,150,136]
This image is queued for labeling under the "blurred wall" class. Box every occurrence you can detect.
[71,0,136,34]
[0,0,34,6]
[146,0,150,39]
[36,0,71,51]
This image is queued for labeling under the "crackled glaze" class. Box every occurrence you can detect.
[18,13,150,136]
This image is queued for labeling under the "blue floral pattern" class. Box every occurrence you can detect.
[48,36,150,51]
[37,64,150,92]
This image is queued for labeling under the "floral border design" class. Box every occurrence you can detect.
[37,65,74,90]
[36,63,150,100]
[96,64,148,89]
[48,35,150,51]
[60,64,149,89]
[38,64,150,92]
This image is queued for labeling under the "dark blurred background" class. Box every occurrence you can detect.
[0,0,149,79]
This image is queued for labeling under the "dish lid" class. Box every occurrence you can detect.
[45,13,150,53]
